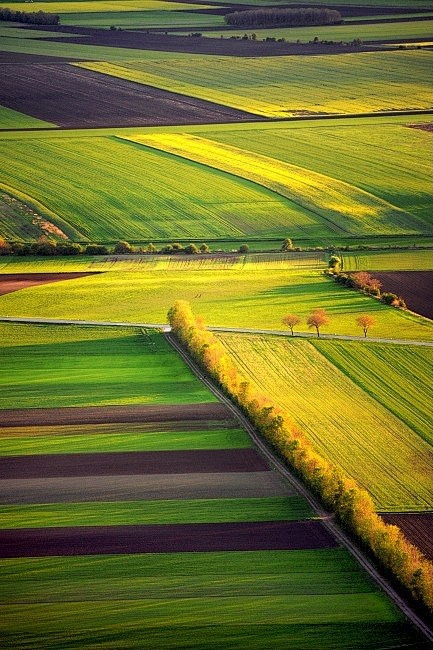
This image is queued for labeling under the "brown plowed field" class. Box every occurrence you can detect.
[381,513,433,561]
[0,471,291,503]
[0,63,260,128]
[0,272,100,296]
[0,402,231,427]
[0,449,268,478]
[371,271,433,320]
[0,520,338,557]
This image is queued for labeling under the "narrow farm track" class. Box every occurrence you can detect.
[0,316,431,347]
[165,332,433,643]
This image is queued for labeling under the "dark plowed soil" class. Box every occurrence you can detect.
[0,449,268,478]
[0,63,260,128]
[0,402,231,427]
[0,520,338,557]
[0,272,100,296]
[370,271,433,320]
[381,513,433,561]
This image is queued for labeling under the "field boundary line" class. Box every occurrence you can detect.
[0,316,432,347]
[165,331,433,643]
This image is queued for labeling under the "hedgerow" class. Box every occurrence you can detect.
[167,300,433,614]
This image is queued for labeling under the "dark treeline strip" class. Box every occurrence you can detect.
[0,7,59,25]
[225,7,342,29]
[167,300,433,614]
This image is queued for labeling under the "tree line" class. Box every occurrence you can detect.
[224,7,342,28]
[0,7,60,25]
[167,300,433,614]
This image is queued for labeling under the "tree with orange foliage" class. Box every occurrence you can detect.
[307,309,329,338]
[282,313,301,336]
[356,314,376,337]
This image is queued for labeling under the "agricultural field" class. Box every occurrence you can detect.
[0,265,432,340]
[1,322,422,648]
[217,334,433,512]
[78,50,433,116]
[1,0,432,642]
[203,19,433,44]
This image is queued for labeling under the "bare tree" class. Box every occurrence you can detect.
[307,309,329,338]
[282,313,300,336]
[356,314,375,338]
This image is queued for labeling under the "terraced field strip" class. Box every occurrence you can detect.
[381,513,433,561]
[312,340,432,445]
[0,0,211,14]
[202,120,433,227]
[124,132,421,237]
[217,334,433,511]
[77,49,433,116]
[0,272,101,296]
[1,269,432,341]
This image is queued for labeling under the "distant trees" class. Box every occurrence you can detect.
[307,309,329,338]
[281,238,294,252]
[225,7,342,28]
[0,7,60,24]
[238,244,249,253]
[356,314,375,337]
[282,313,300,336]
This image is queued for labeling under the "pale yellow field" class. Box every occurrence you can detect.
[217,334,433,511]
[0,0,209,13]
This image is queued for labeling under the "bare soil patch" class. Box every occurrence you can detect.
[370,271,433,320]
[406,122,433,132]
[0,272,100,296]
[0,471,291,503]
[0,402,231,427]
[0,449,268,478]
[0,63,260,128]
[0,520,338,556]
[381,513,433,561]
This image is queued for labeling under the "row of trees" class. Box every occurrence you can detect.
[0,238,216,257]
[168,300,433,614]
[224,7,342,28]
[0,7,60,24]
[328,261,407,309]
[283,310,375,338]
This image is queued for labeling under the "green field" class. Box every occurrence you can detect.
[1,117,430,244]
[0,496,313,528]
[0,550,423,649]
[0,323,215,409]
[341,249,433,271]
[217,334,433,511]
[0,106,56,130]
[313,340,433,445]
[203,20,433,43]
[1,267,431,340]
[78,50,433,117]
[201,121,433,227]
[0,424,250,454]
[61,8,222,27]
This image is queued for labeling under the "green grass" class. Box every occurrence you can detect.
[0,496,313,527]
[61,8,223,27]
[0,105,56,130]
[124,132,424,238]
[0,425,250,454]
[1,267,431,341]
[1,549,421,649]
[0,136,305,241]
[217,334,433,511]
[78,50,433,117]
[202,121,433,227]
[0,323,215,409]
[312,340,433,445]
[341,249,433,271]
[203,20,433,43]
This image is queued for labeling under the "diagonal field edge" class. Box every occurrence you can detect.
[0,521,338,557]
[0,449,269,478]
